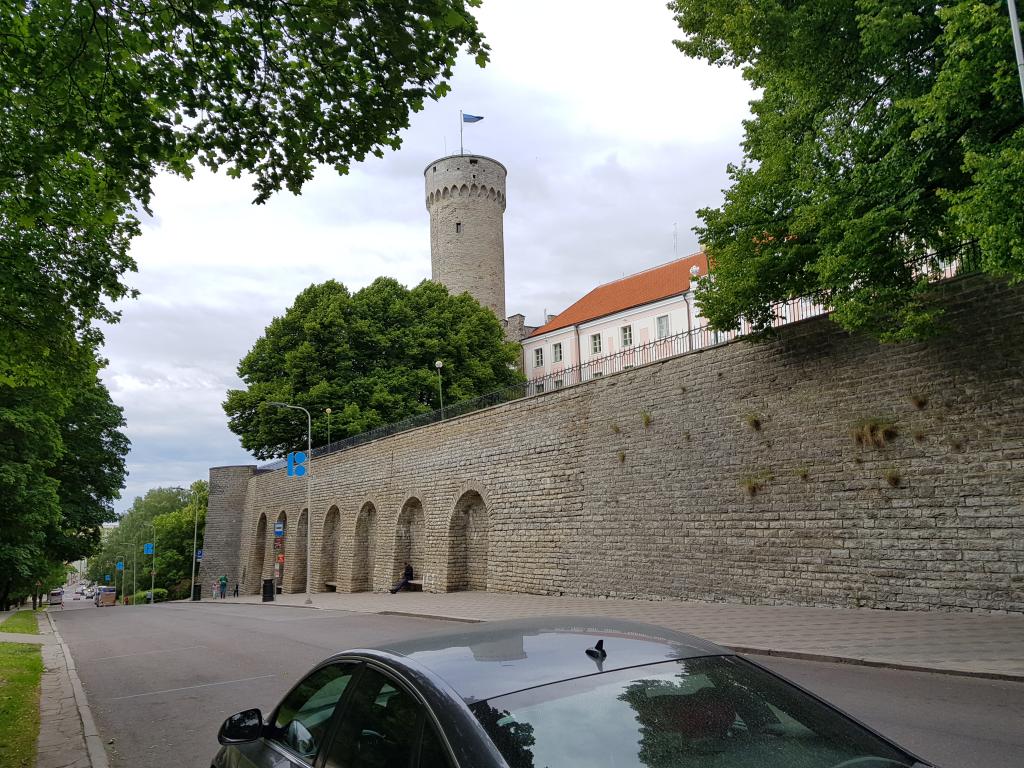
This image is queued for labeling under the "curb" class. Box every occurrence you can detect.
[728,645,1024,684]
[46,612,110,768]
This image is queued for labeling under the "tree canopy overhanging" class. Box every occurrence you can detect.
[670,0,1024,341]
[224,278,523,460]
[0,0,486,606]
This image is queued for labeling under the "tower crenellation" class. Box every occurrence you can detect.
[424,154,507,319]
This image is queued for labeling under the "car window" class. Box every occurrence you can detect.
[471,656,916,768]
[325,667,424,768]
[418,722,454,768]
[270,663,355,761]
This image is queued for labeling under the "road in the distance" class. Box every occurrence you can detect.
[52,601,1024,768]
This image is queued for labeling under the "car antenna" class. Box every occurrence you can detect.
[585,639,607,661]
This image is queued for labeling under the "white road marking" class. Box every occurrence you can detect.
[88,644,207,662]
[110,674,276,701]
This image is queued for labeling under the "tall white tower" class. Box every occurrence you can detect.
[424,154,507,319]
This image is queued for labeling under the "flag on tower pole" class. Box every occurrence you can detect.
[460,111,484,154]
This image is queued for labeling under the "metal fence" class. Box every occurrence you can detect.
[259,242,980,471]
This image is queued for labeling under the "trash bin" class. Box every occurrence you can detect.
[192,583,202,601]
[262,578,275,602]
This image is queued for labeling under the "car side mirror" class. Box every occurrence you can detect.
[218,708,263,745]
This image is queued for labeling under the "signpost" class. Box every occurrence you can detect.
[104,574,111,582]
[196,549,203,561]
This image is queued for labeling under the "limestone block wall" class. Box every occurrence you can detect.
[200,465,255,593]
[212,275,1024,613]
[425,154,507,318]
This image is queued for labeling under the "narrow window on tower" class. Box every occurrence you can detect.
[455,222,462,234]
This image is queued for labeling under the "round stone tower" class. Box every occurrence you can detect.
[424,154,507,319]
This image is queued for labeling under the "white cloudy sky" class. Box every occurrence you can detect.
[100,0,755,513]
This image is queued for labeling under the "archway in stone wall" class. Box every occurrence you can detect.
[352,503,377,592]
[393,498,425,583]
[321,506,341,591]
[292,509,308,593]
[249,514,267,594]
[274,511,287,592]
[447,491,489,591]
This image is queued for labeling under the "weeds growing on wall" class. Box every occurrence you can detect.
[853,418,898,449]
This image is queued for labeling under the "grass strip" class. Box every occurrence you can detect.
[0,610,39,635]
[0,642,43,768]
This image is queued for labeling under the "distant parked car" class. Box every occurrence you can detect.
[211,617,932,768]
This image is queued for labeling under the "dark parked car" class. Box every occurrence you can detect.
[213,616,933,768]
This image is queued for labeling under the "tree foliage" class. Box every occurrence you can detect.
[86,482,207,599]
[670,0,1024,340]
[225,278,523,459]
[1,0,484,605]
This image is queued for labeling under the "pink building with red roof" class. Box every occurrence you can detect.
[522,251,711,385]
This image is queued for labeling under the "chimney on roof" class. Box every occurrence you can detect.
[546,313,556,323]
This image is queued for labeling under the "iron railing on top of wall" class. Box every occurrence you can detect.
[258,242,981,472]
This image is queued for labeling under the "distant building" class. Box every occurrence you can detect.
[522,251,709,381]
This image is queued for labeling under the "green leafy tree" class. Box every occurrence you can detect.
[153,482,208,599]
[670,0,1024,340]
[2,0,488,344]
[225,278,523,459]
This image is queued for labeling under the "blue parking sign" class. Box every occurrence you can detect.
[196,549,203,560]
[143,542,154,555]
[116,561,124,571]
[104,574,111,582]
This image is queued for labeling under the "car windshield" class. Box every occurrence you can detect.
[470,656,916,768]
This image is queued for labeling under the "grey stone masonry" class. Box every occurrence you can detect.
[208,274,1024,613]
[201,465,256,596]
[425,154,507,319]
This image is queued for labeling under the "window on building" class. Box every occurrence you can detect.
[534,348,544,367]
[591,334,602,354]
[535,383,545,394]
[554,379,564,389]
[621,325,633,346]
[592,371,604,378]
[455,222,462,234]
[552,343,563,363]
[656,315,670,339]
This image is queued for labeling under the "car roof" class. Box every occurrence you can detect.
[361,616,731,703]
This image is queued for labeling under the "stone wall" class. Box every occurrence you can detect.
[206,275,1024,613]
[200,465,255,594]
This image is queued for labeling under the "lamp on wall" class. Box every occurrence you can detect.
[435,360,444,418]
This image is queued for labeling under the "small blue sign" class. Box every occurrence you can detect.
[116,561,124,571]
[196,549,203,560]
[143,542,154,555]
[274,522,284,536]
[104,574,111,582]
[287,451,307,477]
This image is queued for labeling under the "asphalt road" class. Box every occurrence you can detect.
[52,600,1024,768]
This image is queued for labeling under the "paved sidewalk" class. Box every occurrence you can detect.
[204,590,1024,680]
[33,611,104,768]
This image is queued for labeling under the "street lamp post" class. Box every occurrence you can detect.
[115,555,126,605]
[435,360,444,418]
[1009,0,1024,109]
[189,488,201,601]
[144,521,156,605]
[325,407,332,448]
[268,402,313,605]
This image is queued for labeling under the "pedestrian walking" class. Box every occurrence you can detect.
[211,580,218,599]
[233,582,239,597]
[219,574,228,599]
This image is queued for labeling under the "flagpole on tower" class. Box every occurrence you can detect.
[459,110,464,155]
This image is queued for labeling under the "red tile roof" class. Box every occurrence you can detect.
[529,251,708,337]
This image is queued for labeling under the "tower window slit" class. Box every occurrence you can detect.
[456,222,462,234]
